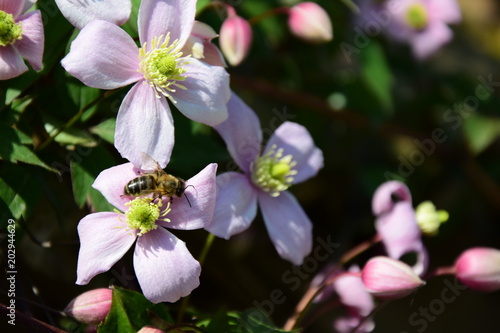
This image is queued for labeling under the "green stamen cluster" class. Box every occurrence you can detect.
[124,198,171,236]
[406,3,428,30]
[251,144,298,197]
[0,11,23,47]
[138,33,191,103]
[415,201,449,236]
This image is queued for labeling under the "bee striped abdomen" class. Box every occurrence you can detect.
[124,175,157,196]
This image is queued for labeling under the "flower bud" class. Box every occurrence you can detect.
[219,7,252,66]
[137,326,165,333]
[65,288,113,325]
[361,257,425,299]
[455,247,500,292]
[288,2,333,43]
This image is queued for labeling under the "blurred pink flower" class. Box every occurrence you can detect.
[455,247,500,292]
[54,0,131,29]
[0,0,44,80]
[372,181,428,275]
[206,93,323,265]
[382,0,462,59]
[76,161,217,303]
[65,288,112,325]
[219,7,252,66]
[333,267,375,333]
[362,256,425,299]
[288,2,333,43]
[61,0,230,169]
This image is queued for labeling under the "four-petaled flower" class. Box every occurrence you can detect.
[76,161,217,303]
[0,0,44,80]
[382,0,462,59]
[206,93,324,265]
[61,0,230,170]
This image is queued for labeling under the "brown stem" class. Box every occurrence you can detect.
[283,235,382,330]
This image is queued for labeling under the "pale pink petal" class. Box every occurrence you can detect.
[213,92,262,173]
[173,58,230,126]
[333,272,374,316]
[427,0,462,23]
[115,82,175,169]
[21,0,36,14]
[258,190,312,265]
[0,0,24,17]
[205,172,258,239]
[15,11,44,71]
[411,22,453,59]
[202,43,227,67]
[54,0,131,30]
[76,212,137,285]
[0,46,28,80]
[138,0,196,46]
[372,181,412,216]
[265,122,323,184]
[61,20,141,89]
[160,163,218,230]
[92,162,140,213]
[134,228,200,303]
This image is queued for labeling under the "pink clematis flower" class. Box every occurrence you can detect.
[76,161,217,303]
[61,0,230,169]
[0,0,44,80]
[182,21,226,67]
[372,181,428,275]
[206,93,323,265]
[54,0,131,30]
[382,0,462,59]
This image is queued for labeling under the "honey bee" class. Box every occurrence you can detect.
[123,153,192,207]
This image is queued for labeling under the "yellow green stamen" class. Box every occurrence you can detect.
[138,33,191,103]
[415,201,449,236]
[406,3,428,30]
[251,144,298,197]
[0,11,23,47]
[123,198,170,236]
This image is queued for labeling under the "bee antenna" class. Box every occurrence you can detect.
[184,193,192,208]
[184,185,195,208]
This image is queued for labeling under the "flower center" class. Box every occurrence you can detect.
[251,144,298,197]
[138,33,191,103]
[0,10,23,47]
[405,3,428,30]
[415,201,449,236]
[124,198,170,236]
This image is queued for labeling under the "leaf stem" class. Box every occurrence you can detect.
[36,89,120,151]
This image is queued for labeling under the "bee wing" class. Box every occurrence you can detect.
[140,152,162,171]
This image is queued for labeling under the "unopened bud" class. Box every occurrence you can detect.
[219,7,252,66]
[288,2,333,43]
[361,256,425,299]
[455,247,500,292]
[65,288,112,325]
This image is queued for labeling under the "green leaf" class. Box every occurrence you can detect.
[44,120,97,147]
[360,41,394,114]
[464,114,500,155]
[70,145,116,210]
[205,308,230,333]
[196,0,211,14]
[90,118,116,144]
[99,287,173,333]
[0,164,41,221]
[0,126,55,172]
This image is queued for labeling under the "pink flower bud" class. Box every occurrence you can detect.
[455,247,500,292]
[219,8,252,66]
[65,288,112,325]
[362,257,425,299]
[288,2,333,43]
[137,326,165,333]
